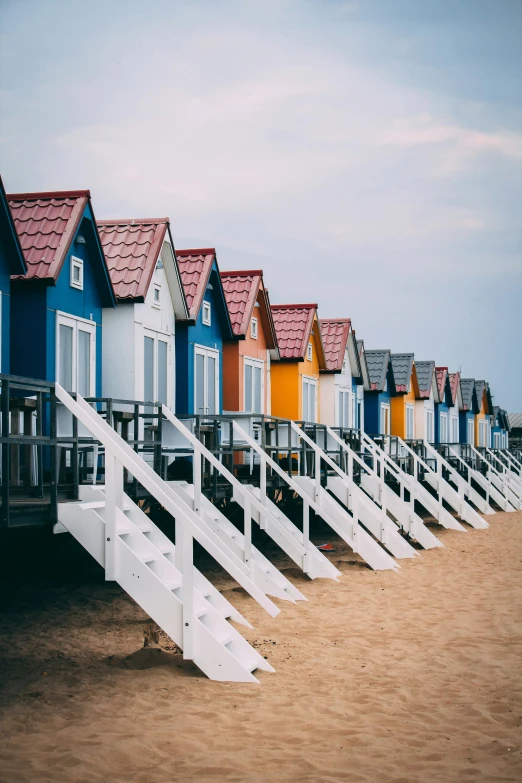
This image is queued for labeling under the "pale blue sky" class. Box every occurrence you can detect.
[1,0,521,409]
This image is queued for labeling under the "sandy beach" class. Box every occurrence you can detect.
[1,510,521,783]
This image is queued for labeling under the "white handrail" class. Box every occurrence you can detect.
[55,385,279,618]
[469,444,520,503]
[161,406,309,561]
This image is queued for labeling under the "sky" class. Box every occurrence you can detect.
[1,0,521,409]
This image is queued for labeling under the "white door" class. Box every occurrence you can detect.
[478,420,486,447]
[244,357,264,413]
[425,408,434,442]
[450,415,458,443]
[337,386,351,428]
[380,403,391,435]
[302,376,317,423]
[467,418,474,445]
[440,412,448,443]
[56,311,96,396]
[195,345,219,415]
[406,404,415,439]
[143,330,170,405]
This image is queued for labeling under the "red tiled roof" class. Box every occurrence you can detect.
[448,371,460,406]
[176,248,216,320]
[8,190,90,280]
[435,366,448,401]
[97,218,168,301]
[319,319,351,372]
[271,304,318,360]
[221,271,262,336]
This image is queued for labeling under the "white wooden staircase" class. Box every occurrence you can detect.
[54,385,284,683]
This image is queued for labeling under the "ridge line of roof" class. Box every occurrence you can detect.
[271,303,318,309]
[97,218,170,226]
[7,190,91,200]
[220,269,263,277]
[176,247,216,256]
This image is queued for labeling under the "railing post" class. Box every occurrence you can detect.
[351,494,358,553]
[49,386,58,525]
[104,451,123,581]
[314,447,321,504]
[1,378,10,531]
[193,449,201,514]
[302,498,310,571]
[181,524,194,659]
[243,494,252,570]
[259,452,267,529]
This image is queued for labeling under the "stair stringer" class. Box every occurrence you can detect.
[57,499,274,683]
[78,485,250,627]
[239,485,341,581]
[423,473,488,530]
[167,482,307,603]
[359,474,442,550]
[325,476,418,559]
[294,477,399,571]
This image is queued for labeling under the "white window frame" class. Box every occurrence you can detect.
[307,342,313,362]
[467,417,474,445]
[337,385,351,429]
[202,301,211,326]
[70,256,84,291]
[380,402,391,435]
[425,408,434,442]
[194,344,219,415]
[302,375,317,423]
[406,404,415,439]
[450,414,458,444]
[251,317,258,340]
[56,311,96,395]
[152,284,161,309]
[440,411,448,443]
[143,328,170,405]
[478,419,486,447]
[244,356,264,413]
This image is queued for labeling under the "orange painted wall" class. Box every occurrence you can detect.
[222,289,270,412]
[391,374,416,438]
[475,396,486,443]
[271,314,322,420]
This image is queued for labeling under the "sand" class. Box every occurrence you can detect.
[1,510,521,783]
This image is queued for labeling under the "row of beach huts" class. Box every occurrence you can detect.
[1,177,521,683]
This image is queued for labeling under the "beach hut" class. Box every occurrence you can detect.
[447,372,461,443]
[97,218,188,409]
[319,318,362,428]
[434,367,454,444]
[220,270,279,414]
[363,350,394,435]
[175,249,234,416]
[8,189,115,393]
[0,175,26,372]
[389,353,416,439]
[270,304,326,422]
[492,407,510,449]
[413,360,439,442]
[459,379,479,445]
[356,339,369,431]
[474,380,493,447]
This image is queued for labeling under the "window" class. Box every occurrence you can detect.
[425,409,434,442]
[56,312,95,396]
[202,301,211,326]
[302,377,317,422]
[380,403,390,435]
[70,256,83,290]
[494,432,500,449]
[143,331,170,405]
[478,419,486,447]
[338,388,351,428]
[307,342,312,362]
[440,412,448,443]
[251,317,258,339]
[467,418,474,445]
[153,285,161,308]
[450,415,458,443]
[406,404,415,439]
[244,357,263,413]
[194,345,219,415]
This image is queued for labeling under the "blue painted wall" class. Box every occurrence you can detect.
[10,203,113,392]
[175,263,231,415]
[434,401,449,443]
[459,411,475,444]
[363,363,392,434]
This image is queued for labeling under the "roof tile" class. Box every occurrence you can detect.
[390,353,414,392]
[176,249,216,320]
[271,304,317,360]
[319,319,351,372]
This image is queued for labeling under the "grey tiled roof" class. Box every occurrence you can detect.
[365,349,391,391]
[508,412,522,429]
[460,379,476,411]
[390,353,414,392]
[415,360,435,397]
[474,380,486,408]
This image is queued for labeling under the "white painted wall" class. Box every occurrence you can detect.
[319,348,355,427]
[319,373,335,425]
[102,253,176,409]
[415,395,434,440]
